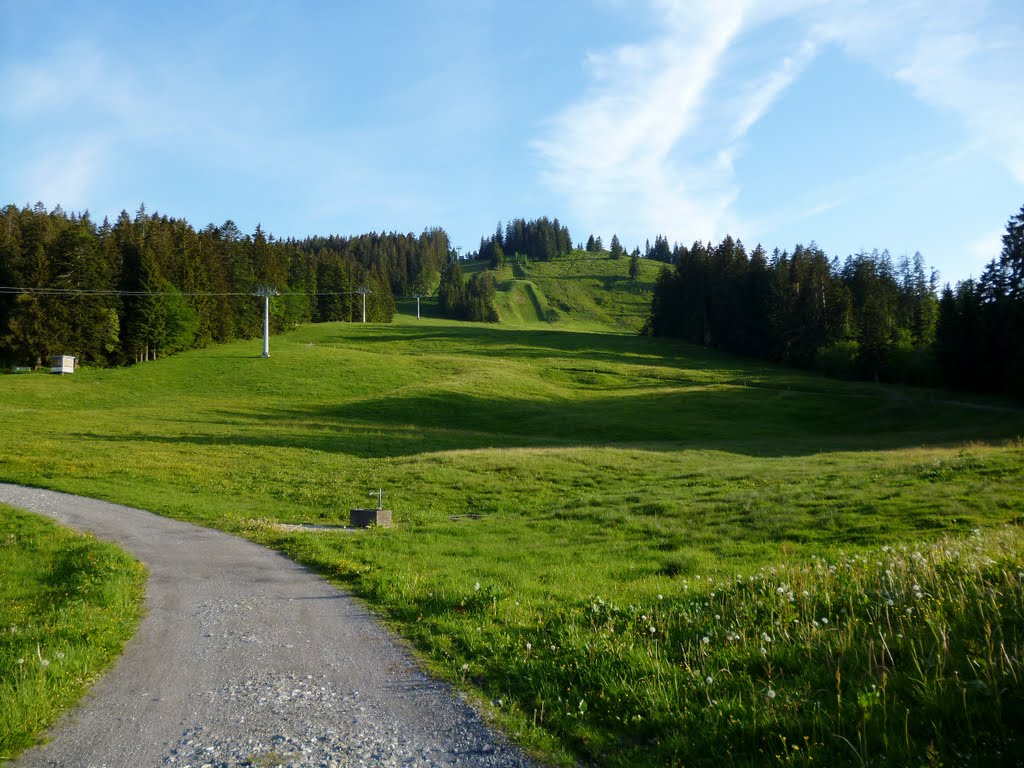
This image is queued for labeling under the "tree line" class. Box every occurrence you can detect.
[476,217,572,268]
[645,205,1024,397]
[0,203,450,367]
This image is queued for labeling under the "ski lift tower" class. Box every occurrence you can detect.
[356,285,371,323]
[254,286,279,357]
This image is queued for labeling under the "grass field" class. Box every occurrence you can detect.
[480,252,661,331]
[1,258,1023,765]
[0,506,146,761]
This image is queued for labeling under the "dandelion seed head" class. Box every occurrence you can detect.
[766,688,777,700]
[702,636,709,644]
[705,676,713,685]
[474,582,481,591]
[525,642,532,651]
[650,626,656,634]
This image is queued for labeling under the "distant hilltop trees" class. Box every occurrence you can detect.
[476,217,572,268]
[0,203,450,368]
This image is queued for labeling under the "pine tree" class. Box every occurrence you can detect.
[438,260,467,318]
[999,205,1024,300]
[610,234,624,260]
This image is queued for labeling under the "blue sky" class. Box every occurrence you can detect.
[1,0,1021,285]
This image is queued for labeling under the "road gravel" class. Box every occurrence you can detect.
[0,483,537,768]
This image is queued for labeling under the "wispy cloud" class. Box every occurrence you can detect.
[823,0,1024,184]
[534,0,1024,249]
[532,0,757,245]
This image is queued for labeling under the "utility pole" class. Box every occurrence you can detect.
[254,286,279,357]
[356,286,371,323]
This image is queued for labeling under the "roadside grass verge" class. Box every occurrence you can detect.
[0,506,146,762]
[272,524,1024,766]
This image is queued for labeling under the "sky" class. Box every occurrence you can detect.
[1,0,1021,286]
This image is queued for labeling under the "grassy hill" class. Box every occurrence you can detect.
[461,250,662,331]
[1,307,1023,765]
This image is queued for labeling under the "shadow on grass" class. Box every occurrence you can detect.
[303,324,705,368]
[73,382,1024,460]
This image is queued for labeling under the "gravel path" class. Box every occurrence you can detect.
[0,484,537,768]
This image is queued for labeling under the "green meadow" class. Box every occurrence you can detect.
[0,506,145,761]
[1,257,1023,765]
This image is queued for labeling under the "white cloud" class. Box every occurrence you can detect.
[826,1,1024,184]
[532,0,756,244]
[534,0,1024,248]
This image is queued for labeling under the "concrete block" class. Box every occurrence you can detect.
[350,508,392,528]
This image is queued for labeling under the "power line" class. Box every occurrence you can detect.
[0,286,368,297]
